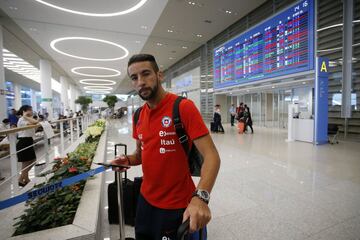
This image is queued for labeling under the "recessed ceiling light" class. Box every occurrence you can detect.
[84,86,113,91]
[302,82,306,84]
[225,10,232,14]
[71,66,121,77]
[156,43,163,46]
[141,25,148,29]
[188,1,196,5]
[135,40,141,44]
[167,29,174,33]
[29,28,38,32]
[182,46,188,49]
[50,37,129,61]
[9,6,18,10]
[79,79,116,86]
[34,0,148,17]
[196,34,202,38]
[169,57,175,60]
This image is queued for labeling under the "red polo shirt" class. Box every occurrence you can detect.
[133,93,209,209]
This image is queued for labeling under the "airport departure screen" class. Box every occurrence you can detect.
[213,0,314,89]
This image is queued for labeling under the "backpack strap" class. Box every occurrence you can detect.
[172,96,190,156]
[133,107,143,125]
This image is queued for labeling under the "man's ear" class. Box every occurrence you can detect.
[158,71,164,83]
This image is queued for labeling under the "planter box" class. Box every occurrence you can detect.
[0,127,108,240]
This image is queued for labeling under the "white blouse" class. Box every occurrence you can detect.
[17,117,35,138]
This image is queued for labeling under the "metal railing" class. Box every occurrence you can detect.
[0,114,97,194]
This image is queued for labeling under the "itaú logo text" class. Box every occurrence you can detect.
[160,139,175,146]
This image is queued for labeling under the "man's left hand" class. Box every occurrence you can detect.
[182,197,211,233]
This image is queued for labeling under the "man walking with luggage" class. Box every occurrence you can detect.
[111,54,221,240]
[229,104,236,127]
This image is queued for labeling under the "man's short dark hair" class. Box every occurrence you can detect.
[127,54,159,74]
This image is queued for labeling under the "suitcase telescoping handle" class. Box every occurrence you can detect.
[114,143,128,181]
[115,143,127,156]
[177,219,203,240]
[114,143,133,240]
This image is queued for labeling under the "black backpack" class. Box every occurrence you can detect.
[133,96,203,177]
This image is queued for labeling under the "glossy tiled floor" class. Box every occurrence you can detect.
[104,117,360,240]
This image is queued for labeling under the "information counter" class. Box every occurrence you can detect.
[292,118,314,143]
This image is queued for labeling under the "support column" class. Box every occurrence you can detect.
[0,26,7,120]
[75,89,81,112]
[30,89,38,113]
[60,76,69,113]
[40,59,53,120]
[69,84,76,112]
[13,82,22,110]
[341,0,353,137]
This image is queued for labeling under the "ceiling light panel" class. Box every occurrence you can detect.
[34,0,148,17]
[50,37,129,61]
[83,86,113,90]
[79,79,116,86]
[2,49,60,93]
[86,90,111,94]
[71,66,121,77]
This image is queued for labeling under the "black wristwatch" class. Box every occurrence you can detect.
[192,189,210,204]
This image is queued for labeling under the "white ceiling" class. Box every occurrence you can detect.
[0,0,266,94]
[0,0,168,94]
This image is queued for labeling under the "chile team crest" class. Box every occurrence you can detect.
[161,116,172,128]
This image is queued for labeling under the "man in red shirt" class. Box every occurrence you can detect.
[112,54,220,240]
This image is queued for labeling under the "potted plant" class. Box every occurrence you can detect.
[75,96,93,113]
[102,95,118,113]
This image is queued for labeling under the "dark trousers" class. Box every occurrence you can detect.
[245,123,254,133]
[135,194,207,240]
[213,121,224,133]
[230,115,235,126]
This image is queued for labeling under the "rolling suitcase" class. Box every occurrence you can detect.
[107,143,136,226]
[210,122,216,132]
[238,121,245,134]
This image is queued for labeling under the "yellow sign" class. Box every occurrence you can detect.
[320,61,328,72]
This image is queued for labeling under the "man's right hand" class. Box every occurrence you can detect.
[110,155,131,172]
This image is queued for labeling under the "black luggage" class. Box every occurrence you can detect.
[177,219,206,240]
[107,143,139,226]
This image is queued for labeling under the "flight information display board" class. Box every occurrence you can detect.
[214,0,314,89]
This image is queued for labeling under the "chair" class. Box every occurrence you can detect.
[328,124,339,144]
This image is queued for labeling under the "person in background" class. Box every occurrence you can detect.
[236,102,245,121]
[8,109,18,127]
[0,119,10,131]
[244,106,254,134]
[64,109,69,118]
[229,104,236,127]
[68,110,74,118]
[16,105,39,187]
[0,119,10,140]
[44,112,49,121]
[214,104,225,133]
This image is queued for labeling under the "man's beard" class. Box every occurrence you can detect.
[138,81,159,101]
